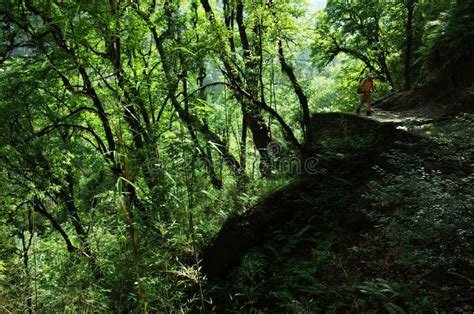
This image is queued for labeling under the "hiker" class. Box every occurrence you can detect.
[356,74,375,116]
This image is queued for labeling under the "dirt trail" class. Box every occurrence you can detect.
[356,107,473,146]
[360,109,432,124]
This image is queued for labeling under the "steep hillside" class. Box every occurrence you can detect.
[374,57,474,117]
[199,111,473,312]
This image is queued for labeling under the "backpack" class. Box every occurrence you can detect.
[357,78,372,94]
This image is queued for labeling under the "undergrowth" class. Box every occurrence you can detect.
[201,117,473,312]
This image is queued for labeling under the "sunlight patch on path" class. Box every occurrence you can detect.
[352,109,433,124]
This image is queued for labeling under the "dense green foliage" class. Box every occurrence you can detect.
[0,0,471,312]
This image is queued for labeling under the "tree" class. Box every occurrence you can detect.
[312,0,402,88]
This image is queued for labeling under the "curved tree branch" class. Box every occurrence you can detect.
[35,123,108,156]
[31,198,77,253]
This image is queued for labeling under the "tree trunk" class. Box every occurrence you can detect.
[378,52,394,88]
[62,171,102,279]
[19,227,33,314]
[235,0,272,175]
[200,0,273,176]
[404,0,415,90]
[277,40,313,148]
[240,110,248,172]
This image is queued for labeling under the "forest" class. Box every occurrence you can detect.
[0,0,473,312]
